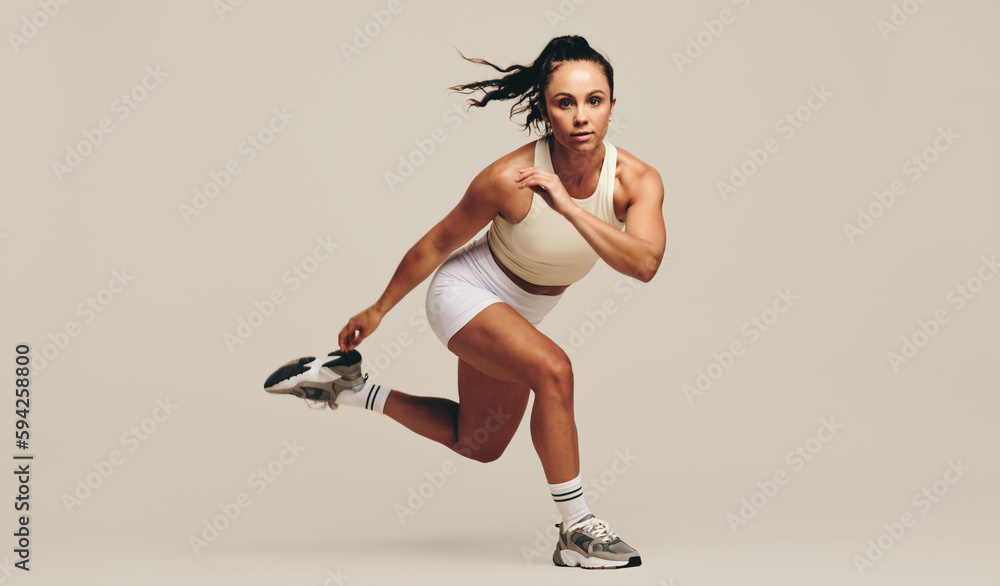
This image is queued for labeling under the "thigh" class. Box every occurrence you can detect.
[447,301,571,388]
[454,358,529,460]
[448,302,573,460]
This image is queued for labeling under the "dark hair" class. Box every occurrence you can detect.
[449,36,614,135]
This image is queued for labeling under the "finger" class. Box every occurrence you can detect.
[348,328,365,350]
[339,318,358,349]
[339,326,354,352]
[517,174,550,191]
[342,331,358,352]
[523,169,554,185]
[515,167,545,183]
[525,179,553,195]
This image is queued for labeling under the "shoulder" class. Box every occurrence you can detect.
[612,145,663,202]
[465,140,537,200]
[431,141,539,246]
[477,141,536,185]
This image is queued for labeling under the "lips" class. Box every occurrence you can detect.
[571,132,593,141]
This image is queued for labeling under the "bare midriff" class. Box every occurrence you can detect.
[489,244,569,296]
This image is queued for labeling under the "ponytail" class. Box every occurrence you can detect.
[449,36,614,135]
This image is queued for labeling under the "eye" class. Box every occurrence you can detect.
[589,97,602,106]
[559,99,572,108]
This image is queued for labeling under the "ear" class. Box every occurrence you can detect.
[536,100,549,124]
[610,96,617,117]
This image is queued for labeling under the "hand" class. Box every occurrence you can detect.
[514,167,575,216]
[338,305,384,352]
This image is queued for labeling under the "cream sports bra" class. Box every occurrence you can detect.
[487,136,624,286]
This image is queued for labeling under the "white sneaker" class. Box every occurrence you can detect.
[263,350,366,410]
[552,514,641,569]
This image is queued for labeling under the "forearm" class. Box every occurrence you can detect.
[563,206,661,282]
[372,237,449,316]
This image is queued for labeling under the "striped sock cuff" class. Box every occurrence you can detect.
[363,382,389,414]
[549,475,591,528]
[334,380,390,414]
[551,486,584,503]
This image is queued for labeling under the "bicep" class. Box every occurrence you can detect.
[623,168,666,254]
[425,168,503,256]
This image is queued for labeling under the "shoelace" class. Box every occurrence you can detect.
[578,518,618,542]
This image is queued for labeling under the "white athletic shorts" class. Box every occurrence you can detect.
[426,233,563,347]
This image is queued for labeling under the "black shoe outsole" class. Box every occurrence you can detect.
[554,555,642,570]
[263,356,315,389]
[322,349,362,369]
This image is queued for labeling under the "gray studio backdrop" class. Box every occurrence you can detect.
[1,1,997,585]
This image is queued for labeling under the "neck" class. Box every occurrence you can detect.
[548,136,605,190]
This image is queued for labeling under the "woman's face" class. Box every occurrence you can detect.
[540,60,615,152]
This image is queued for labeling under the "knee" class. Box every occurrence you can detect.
[456,440,507,463]
[468,448,505,464]
[532,351,574,405]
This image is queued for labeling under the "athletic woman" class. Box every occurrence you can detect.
[264,35,665,570]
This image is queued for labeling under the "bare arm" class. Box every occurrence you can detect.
[515,163,666,282]
[562,166,665,282]
[338,165,505,351]
[371,191,493,316]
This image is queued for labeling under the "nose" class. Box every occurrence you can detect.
[574,106,588,126]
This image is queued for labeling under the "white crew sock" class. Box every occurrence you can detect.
[549,475,591,530]
[333,380,389,414]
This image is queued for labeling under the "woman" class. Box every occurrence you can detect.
[265,35,665,570]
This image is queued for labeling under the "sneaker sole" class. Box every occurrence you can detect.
[323,350,364,388]
[264,356,317,394]
[554,549,641,570]
[264,352,364,409]
[264,351,363,393]
[322,349,362,372]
